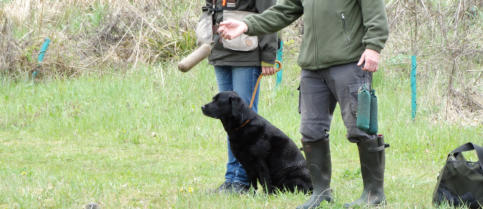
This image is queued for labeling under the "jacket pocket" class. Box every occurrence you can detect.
[339,12,351,45]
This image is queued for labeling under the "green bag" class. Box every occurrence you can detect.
[368,89,378,135]
[356,85,371,131]
[356,85,378,134]
[433,142,483,209]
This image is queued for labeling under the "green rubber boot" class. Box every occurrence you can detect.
[297,139,333,209]
[344,135,389,208]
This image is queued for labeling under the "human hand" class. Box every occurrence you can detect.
[357,49,380,72]
[217,20,248,40]
[262,66,276,76]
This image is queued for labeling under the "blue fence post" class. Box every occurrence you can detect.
[275,39,283,88]
[411,55,417,120]
[33,38,50,79]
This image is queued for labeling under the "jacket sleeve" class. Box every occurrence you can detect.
[358,0,389,52]
[255,0,279,64]
[244,0,303,36]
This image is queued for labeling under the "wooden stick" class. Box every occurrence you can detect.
[177,43,212,72]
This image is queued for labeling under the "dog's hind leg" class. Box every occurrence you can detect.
[245,169,258,191]
[255,160,273,193]
[282,178,312,194]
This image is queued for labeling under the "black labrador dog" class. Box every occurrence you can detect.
[202,91,312,194]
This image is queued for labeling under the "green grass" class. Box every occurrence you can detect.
[0,60,481,208]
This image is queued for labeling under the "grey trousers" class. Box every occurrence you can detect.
[299,62,376,143]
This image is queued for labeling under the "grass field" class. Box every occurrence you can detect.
[0,59,481,208]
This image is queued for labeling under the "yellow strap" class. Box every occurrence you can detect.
[248,60,283,109]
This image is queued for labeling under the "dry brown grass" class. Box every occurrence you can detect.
[0,0,202,77]
[382,0,482,125]
[0,0,481,124]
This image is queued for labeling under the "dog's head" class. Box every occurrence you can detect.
[202,91,246,119]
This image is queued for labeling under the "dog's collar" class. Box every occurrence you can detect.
[233,119,251,132]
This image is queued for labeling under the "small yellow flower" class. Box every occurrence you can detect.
[21,171,27,176]
[188,187,193,193]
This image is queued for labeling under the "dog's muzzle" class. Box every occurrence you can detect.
[201,105,214,118]
[201,105,209,114]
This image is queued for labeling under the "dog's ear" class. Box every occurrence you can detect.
[230,94,243,117]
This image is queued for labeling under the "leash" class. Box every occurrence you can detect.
[248,60,282,108]
[234,60,282,132]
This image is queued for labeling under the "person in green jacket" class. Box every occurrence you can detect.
[217,0,389,208]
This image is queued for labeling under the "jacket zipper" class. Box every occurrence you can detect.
[341,12,351,43]
[313,1,319,66]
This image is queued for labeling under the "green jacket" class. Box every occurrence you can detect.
[206,0,278,66]
[244,0,389,70]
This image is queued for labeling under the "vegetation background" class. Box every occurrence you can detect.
[0,0,482,208]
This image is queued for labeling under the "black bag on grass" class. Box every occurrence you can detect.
[433,142,483,209]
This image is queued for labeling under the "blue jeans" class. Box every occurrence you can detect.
[214,66,261,186]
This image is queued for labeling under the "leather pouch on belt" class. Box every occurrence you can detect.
[195,12,213,45]
[221,10,258,51]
